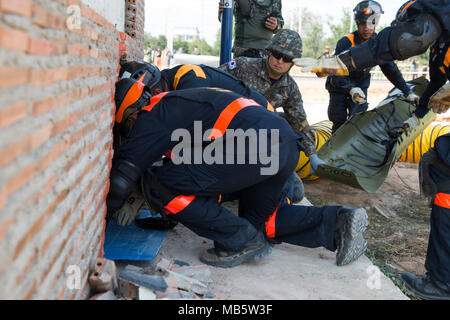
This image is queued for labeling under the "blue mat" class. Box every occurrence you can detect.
[104,210,168,261]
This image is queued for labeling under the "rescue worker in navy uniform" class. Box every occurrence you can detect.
[294,0,450,300]
[325,1,418,134]
[115,61,304,219]
[107,78,370,268]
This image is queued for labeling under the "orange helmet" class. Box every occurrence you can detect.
[114,76,151,125]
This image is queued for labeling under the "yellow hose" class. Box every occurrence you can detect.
[399,123,450,163]
[295,120,333,180]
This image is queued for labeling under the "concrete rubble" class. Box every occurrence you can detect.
[88,257,216,300]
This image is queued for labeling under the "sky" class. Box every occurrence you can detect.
[145,0,407,46]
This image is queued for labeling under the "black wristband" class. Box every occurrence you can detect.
[337,50,356,72]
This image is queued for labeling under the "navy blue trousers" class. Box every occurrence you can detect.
[154,139,341,252]
[328,93,368,134]
[426,165,450,286]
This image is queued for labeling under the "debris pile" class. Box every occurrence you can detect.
[88,257,219,300]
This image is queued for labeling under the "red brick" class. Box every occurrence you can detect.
[0,188,5,210]
[0,26,29,52]
[33,4,51,28]
[32,124,52,149]
[6,162,35,197]
[0,0,33,17]
[0,66,30,87]
[32,97,55,116]
[27,37,51,56]
[0,101,28,127]
[30,69,53,87]
[79,45,89,57]
[51,13,66,30]
[51,39,67,55]
[0,134,31,167]
[68,43,80,56]
[52,66,69,82]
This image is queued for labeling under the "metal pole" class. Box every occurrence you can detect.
[220,0,234,65]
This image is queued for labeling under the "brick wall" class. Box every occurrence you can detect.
[0,0,145,299]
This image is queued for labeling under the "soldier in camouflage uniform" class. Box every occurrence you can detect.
[218,0,284,58]
[220,29,323,165]
[220,29,326,203]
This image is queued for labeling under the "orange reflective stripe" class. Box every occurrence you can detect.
[440,66,446,74]
[434,193,450,209]
[165,195,196,214]
[115,74,146,123]
[267,102,275,112]
[265,204,280,239]
[208,97,260,140]
[401,1,416,14]
[345,34,355,47]
[443,48,450,68]
[142,92,169,112]
[173,65,206,89]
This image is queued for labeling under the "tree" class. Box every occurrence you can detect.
[144,33,167,51]
[188,39,214,56]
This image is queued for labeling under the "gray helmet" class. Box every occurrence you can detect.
[266,29,302,59]
[119,61,161,90]
[353,1,384,25]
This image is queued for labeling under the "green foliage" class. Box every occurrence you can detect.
[144,33,167,51]
[188,39,214,56]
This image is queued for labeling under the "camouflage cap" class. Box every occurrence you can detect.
[266,29,302,59]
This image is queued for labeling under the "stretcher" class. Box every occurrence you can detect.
[314,76,434,192]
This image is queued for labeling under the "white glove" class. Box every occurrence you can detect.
[429,82,450,114]
[350,87,366,104]
[402,115,420,134]
[113,191,145,226]
[293,56,349,76]
[405,92,420,105]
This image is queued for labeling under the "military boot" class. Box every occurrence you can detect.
[200,232,272,268]
[401,273,450,300]
[335,207,368,266]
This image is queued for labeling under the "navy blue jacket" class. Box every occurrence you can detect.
[160,64,272,110]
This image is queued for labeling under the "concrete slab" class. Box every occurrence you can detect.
[151,199,409,300]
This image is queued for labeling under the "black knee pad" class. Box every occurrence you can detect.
[389,13,442,60]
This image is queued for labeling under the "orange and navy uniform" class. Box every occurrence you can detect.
[160,64,275,112]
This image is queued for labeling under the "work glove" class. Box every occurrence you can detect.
[405,91,420,105]
[310,154,326,173]
[402,115,420,135]
[350,87,366,104]
[113,190,145,226]
[428,82,450,114]
[293,56,349,76]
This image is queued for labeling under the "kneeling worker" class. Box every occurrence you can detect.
[107,79,369,268]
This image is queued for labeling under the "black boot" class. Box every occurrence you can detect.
[200,232,272,268]
[401,273,450,300]
[334,207,368,266]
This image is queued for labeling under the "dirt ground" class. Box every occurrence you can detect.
[294,75,450,298]
[303,162,430,296]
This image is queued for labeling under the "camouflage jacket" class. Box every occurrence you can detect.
[219,57,317,157]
